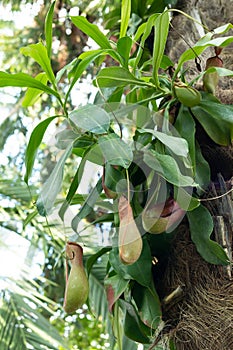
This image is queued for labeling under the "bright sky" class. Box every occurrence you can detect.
[0,0,43,29]
[0,0,107,284]
[0,227,43,287]
[0,1,46,285]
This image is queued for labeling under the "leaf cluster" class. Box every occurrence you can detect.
[0,1,232,348]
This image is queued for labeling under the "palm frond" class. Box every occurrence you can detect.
[89,262,116,347]
[0,289,68,350]
[0,179,37,203]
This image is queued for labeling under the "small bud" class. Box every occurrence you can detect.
[174,82,201,107]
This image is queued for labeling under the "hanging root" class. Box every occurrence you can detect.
[171,281,233,350]
[153,220,233,349]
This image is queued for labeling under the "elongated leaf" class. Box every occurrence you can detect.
[98,133,133,168]
[204,66,233,77]
[117,37,132,67]
[132,282,161,329]
[191,100,233,145]
[0,292,68,350]
[187,204,229,265]
[81,142,103,165]
[24,116,58,184]
[104,163,125,192]
[133,22,147,42]
[55,129,78,150]
[152,11,170,87]
[120,0,131,38]
[71,16,112,49]
[134,14,159,69]
[95,66,151,88]
[79,48,122,64]
[120,300,151,344]
[65,51,105,102]
[175,187,200,212]
[36,143,73,216]
[45,1,55,57]
[59,151,88,220]
[143,149,196,187]
[195,142,210,190]
[177,35,233,72]
[88,273,114,345]
[69,104,111,134]
[175,106,196,169]
[193,23,233,47]
[22,72,48,107]
[71,177,103,232]
[139,129,189,157]
[0,72,59,98]
[0,179,37,203]
[20,42,56,85]
[86,247,111,276]
[105,274,129,312]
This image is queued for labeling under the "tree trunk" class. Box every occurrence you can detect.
[166,0,233,103]
[159,2,233,349]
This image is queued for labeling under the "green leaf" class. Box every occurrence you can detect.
[175,187,200,211]
[71,177,103,232]
[211,23,233,35]
[105,274,129,311]
[98,133,133,169]
[133,22,147,42]
[195,141,211,190]
[0,72,59,98]
[58,150,88,220]
[120,0,131,38]
[20,42,56,85]
[175,106,196,169]
[0,292,68,350]
[191,100,233,145]
[177,35,233,72]
[76,142,103,165]
[152,11,170,87]
[86,247,111,276]
[71,16,112,49]
[204,66,233,77]
[132,282,162,329]
[22,72,48,107]
[139,129,189,157]
[143,149,196,187]
[175,106,211,189]
[134,14,159,69]
[36,143,73,216]
[120,300,151,344]
[109,238,152,287]
[65,51,111,102]
[55,129,78,150]
[24,116,58,184]
[55,57,78,83]
[104,163,125,192]
[44,1,55,57]
[187,204,229,265]
[69,104,111,134]
[95,66,151,88]
[117,36,133,67]
[79,48,123,64]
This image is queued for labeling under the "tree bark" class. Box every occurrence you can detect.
[166,0,233,103]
